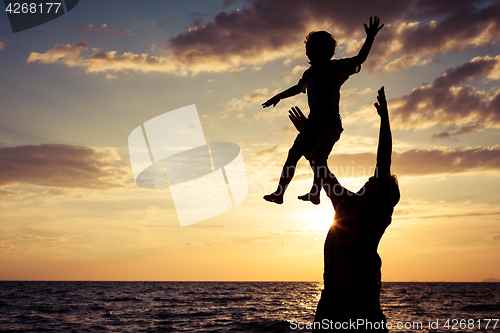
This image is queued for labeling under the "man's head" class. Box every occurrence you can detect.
[359,174,400,207]
[390,175,400,206]
[305,31,337,65]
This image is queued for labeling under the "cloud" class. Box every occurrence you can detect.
[255,142,283,157]
[166,0,499,74]
[0,41,5,50]
[27,42,183,75]
[342,87,373,98]
[220,88,302,123]
[224,88,268,111]
[165,0,412,73]
[389,55,500,131]
[264,124,297,139]
[243,103,299,124]
[431,123,481,140]
[407,0,484,19]
[0,144,130,190]
[419,211,500,220]
[255,144,500,176]
[0,235,90,253]
[75,24,135,37]
[280,65,307,83]
[166,2,307,74]
[26,41,89,65]
[393,145,500,176]
[281,124,297,135]
[223,87,308,123]
[26,0,500,76]
[366,1,500,73]
[0,188,36,199]
[380,53,432,73]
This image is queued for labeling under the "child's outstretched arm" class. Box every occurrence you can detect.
[262,85,301,108]
[353,16,384,65]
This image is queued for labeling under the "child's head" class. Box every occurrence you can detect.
[304,31,337,65]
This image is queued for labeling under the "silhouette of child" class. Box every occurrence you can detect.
[262,16,384,205]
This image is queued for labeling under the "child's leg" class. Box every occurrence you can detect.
[298,155,320,204]
[298,151,328,205]
[312,152,329,198]
[264,146,302,204]
[299,120,342,204]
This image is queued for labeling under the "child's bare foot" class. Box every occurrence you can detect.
[298,193,320,205]
[264,193,284,204]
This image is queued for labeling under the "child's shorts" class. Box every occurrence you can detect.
[292,114,343,159]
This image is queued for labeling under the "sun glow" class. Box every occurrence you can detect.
[302,204,336,232]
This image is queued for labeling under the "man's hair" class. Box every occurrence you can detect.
[304,31,337,63]
[391,174,400,207]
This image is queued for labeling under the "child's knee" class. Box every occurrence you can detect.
[312,150,328,163]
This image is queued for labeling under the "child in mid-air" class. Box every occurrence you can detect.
[262,16,384,205]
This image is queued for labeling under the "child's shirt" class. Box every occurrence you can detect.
[298,58,361,120]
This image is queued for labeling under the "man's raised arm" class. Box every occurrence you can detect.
[374,86,392,180]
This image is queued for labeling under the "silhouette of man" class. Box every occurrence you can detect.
[289,87,399,332]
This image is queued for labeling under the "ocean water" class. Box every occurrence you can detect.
[0,281,499,332]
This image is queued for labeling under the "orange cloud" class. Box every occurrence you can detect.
[255,145,500,176]
[280,65,308,84]
[365,2,500,72]
[224,88,268,112]
[25,1,500,76]
[389,55,500,132]
[26,41,88,65]
[0,144,130,190]
[393,145,500,176]
[255,143,282,157]
[166,0,500,74]
[165,0,414,73]
[26,42,183,75]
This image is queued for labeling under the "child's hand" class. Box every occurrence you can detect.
[374,86,388,118]
[364,16,384,38]
[288,106,306,131]
[262,96,280,108]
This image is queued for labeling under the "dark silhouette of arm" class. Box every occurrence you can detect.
[352,16,384,65]
[262,85,302,108]
[288,106,312,161]
[374,86,391,180]
[288,106,306,131]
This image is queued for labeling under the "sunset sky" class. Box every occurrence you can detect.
[1,0,499,282]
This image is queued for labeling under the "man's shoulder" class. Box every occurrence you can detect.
[328,186,356,211]
[339,189,394,214]
[325,57,361,76]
